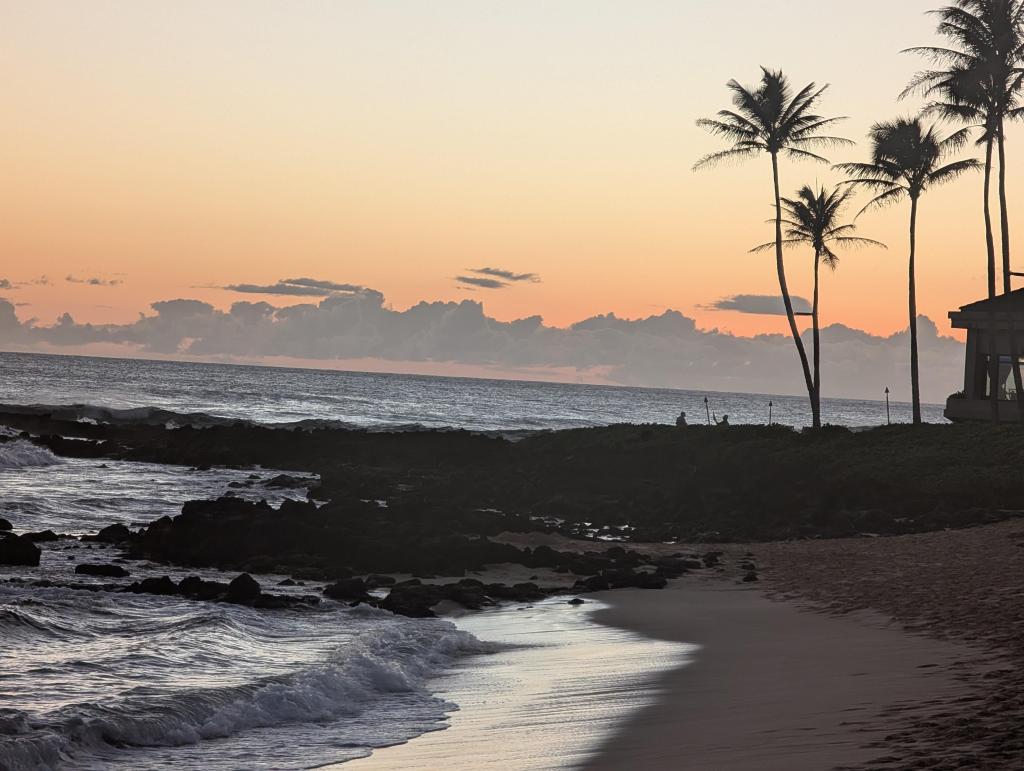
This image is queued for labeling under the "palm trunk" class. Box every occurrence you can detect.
[771,152,815,420]
[1008,312,1024,422]
[997,118,1024,411]
[812,247,822,428]
[909,195,922,425]
[990,316,1001,423]
[985,129,1000,423]
[999,118,1011,294]
[984,134,996,299]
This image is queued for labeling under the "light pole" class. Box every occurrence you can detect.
[704,396,711,426]
[885,387,891,426]
[768,400,773,426]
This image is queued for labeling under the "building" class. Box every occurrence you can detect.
[945,289,1024,422]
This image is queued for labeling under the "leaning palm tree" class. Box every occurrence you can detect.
[753,186,886,427]
[904,0,1024,294]
[837,118,980,424]
[695,68,851,422]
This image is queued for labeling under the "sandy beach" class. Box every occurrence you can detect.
[352,572,987,769]
[584,582,980,770]
[351,522,1024,769]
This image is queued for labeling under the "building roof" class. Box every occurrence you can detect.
[950,288,1024,329]
[957,289,1024,314]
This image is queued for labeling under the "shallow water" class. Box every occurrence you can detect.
[0,453,503,770]
[349,599,694,770]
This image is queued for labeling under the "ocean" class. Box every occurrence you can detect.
[0,350,938,769]
[0,351,945,431]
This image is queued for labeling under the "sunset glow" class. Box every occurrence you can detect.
[2,1,1010,349]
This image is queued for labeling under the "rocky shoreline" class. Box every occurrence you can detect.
[5,410,1024,544]
[5,411,1024,622]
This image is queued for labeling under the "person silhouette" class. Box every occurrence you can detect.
[675,411,687,427]
[715,414,730,426]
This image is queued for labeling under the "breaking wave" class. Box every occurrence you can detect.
[0,440,63,470]
[0,611,498,771]
[0,403,541,440]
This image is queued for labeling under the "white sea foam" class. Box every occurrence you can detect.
[0,605,499,771]
[0,440,62,470]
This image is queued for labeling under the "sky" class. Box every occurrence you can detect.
[0,1,1009,398]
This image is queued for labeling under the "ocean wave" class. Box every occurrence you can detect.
[0,440,62,470]
[0,403,544,439]
[0,615,498,771]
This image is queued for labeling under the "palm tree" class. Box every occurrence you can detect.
[837,118,980,424]
[695,68,851,422]
[753,186,886,427]
[908,66,1000,297]
[904,0,1024,294]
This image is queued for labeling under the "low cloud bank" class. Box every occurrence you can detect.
[0,289,964,402]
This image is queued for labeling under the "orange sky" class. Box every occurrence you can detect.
[0,0,1016,342]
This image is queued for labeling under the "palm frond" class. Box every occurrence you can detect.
[692,147,761,170]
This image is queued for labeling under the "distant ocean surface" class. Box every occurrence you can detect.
[0,351,946,430]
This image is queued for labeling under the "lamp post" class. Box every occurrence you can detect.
[768,400,773,426]
[885,387,891,426]
[704,396,711,426]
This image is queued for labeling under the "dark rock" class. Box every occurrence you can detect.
[702,551,724,568]
[510,582,545,600]
[134,576,180,595]
[568,598,585,606]
[323,578,369,600]
[739,561,757,571]
[253,594,292,609]
[24,530,60,543]
[277,578,296,586]
[573,575,611,593]
[179,576,229,600]
[264,474,312,489]
[0,533,41,566]
[742,571,759,583]
[226,573,261,604]
[365,574,396,588]
[380,584,440,618]
[83,523,133,543]
[75,563,130,578]
[0,518,12,531]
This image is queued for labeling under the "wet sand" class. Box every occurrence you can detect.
[348,577,981,770]
[584,582,979,771]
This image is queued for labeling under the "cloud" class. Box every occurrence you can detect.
[455,267,540,290]
[281,278,363,292]
[455,276,507,289]
[225,278,363,297]
[471,267,540,283]
[0,288,966,403]
[704,294,813,316]
[66,275,123,287]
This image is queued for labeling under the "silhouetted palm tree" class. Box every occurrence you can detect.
[695,68,851,421]
[904,0,1024,294]
[754,186,886,427]
[837,118,980,424]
